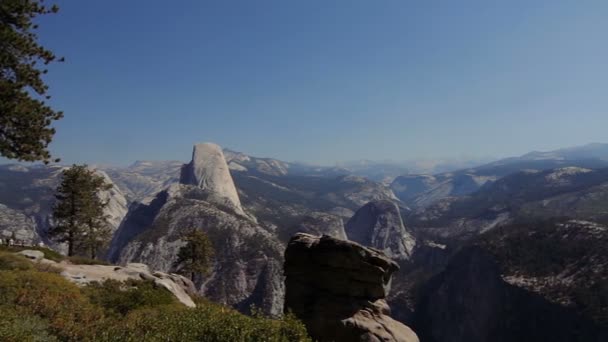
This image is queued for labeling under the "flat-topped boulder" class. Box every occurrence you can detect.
[284,233,419,342]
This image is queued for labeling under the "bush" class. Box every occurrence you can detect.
[0,245,64,262]
[67,255,111,265]
[0,251,33,271]
[0,270,107,340]
[107,303,311,342]
[0,260,312,341]
[32,261,63,274]
[0,306,57,342]
[83,279,177,316]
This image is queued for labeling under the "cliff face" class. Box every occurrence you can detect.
[0,165,128,249]
[109,184,285,316]
[284,233,419,342]
[412,246,608,342]
[345,200,415,260]
[180,143,243,214]
[108,142,286,316]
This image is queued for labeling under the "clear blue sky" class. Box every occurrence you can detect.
[28,0,608,165]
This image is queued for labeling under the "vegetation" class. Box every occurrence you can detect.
[0,0,64,163]
[49,165,112,257]
[174,229,215,281]
[82,279,177,317]
[0,250,311,341]
[0,244,63,262]
[477,218,608,328]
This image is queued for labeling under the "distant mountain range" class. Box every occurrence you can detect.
[391,143,608,209]
[2,142,608,339]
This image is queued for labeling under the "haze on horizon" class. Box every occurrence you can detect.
[12,0,608,166]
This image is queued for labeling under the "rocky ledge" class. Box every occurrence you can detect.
[284,233,419,342]
[17,250,196,308]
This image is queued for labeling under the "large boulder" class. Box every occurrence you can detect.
[180,143,243,214]
[345,200,415,260]
[284,233,418,342]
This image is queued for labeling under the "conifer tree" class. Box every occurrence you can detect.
[1,0,63,163]
[50,165,111,257]
[174,229,215,281]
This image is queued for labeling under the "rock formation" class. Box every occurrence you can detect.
[345,200,415,260]
[0,204,40,245]
[95,170,129,233]
[180,143,243,214]
[108,184,285,316]
[16,250,196,307]
[284,233,419,342]
[60,262,196,308]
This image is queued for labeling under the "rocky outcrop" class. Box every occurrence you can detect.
[345,200,415,260]
[60,261,196,307]
[284,233,419,342]
[17,249,45,261]
[180,143,243,214]
[96,170,129,233]
[0,204,40,245]
[109,184,285,316]
[15,250,196,307]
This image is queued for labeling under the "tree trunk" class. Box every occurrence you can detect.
[68,232,74,257]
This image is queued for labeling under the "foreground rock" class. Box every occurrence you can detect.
[284,233,418,342]
[59,261,196,308]
[345,200,416,260]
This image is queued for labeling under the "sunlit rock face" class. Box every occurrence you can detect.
[180,143,243,214]
[284,233,419,342]
[345,200,415,260]
[108,184,285,316]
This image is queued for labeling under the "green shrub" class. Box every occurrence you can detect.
[0,262,312,341]
[0,245,64,262]
[0,251,33,271]
[0,270,107,340]
[0,306,57,342]
[32,261,63,274]
[83,279,177,316]
[107,303,311,342]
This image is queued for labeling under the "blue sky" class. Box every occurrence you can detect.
[25,0,608,165]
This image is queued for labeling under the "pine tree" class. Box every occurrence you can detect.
[50,165,111,257]
[0,0,64,163]
[80,199,112,259]
[174,229,215,281]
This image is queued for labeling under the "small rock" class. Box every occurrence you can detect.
[17,250,44,261]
